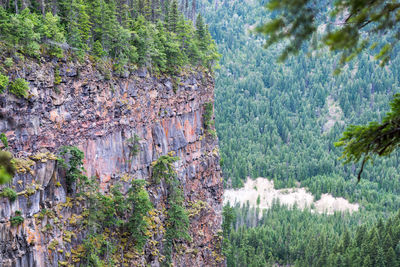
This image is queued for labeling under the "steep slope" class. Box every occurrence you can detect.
[0,59,223,266]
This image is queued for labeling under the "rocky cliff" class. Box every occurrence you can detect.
[0,59,223,266]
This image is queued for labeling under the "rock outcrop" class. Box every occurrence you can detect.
[0,59,223,266]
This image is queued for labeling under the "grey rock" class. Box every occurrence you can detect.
[152,123,168,154]
[60,65,77,77]
[137,68,147,78]
[128,82,138,97]
[164,81,173,91]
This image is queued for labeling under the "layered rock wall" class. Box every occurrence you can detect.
[0,59,223,266]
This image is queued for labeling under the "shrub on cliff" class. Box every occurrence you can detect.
[0,74,9,93]
[125,180,153,250]
[203,102,214,130]
[10,211,24,226]
[151,152,180,184]
[80,177,153,265]
[40,12,66,58]
[0,151,16,184]
[9,78,29,98]
[203,102,217,138]
[151,152,191,265]
[0,133,8,148]
[0,187,17,201]
[58,146,85,194]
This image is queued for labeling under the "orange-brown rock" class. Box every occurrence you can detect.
[0,59,223,267]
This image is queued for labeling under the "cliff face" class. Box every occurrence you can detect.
[0,59,223,266]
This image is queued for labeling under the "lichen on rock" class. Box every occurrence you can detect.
[0,59,223,267]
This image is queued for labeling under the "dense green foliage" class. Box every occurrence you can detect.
[200,0,400,265]
[0,0,219,73]
[10,211,24,226]
[151,153,180,184]
[223,203,400,267]
[58,146,85,193]
[164,181,191,266]
[0,73,9,93]
[8,78,29,98]
[256,0,400,183]
[151,153,191,266]
[125,180,153,250]
[256,0,400,67]
[59,147,153,265]
[0,133,8,148]
[81,178,153,265]
[336,94,400,181]
[0,187,17,201]
[201,0,400,214]
[0,151,16,184]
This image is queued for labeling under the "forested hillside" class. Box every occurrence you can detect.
[222,203,400,267]
[198,0,400,265]
[200,0,400,214]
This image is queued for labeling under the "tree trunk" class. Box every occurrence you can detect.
[191,0,195,21]
[52,0,58,15]
[39,0,45,15]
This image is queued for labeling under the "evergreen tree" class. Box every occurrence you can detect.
[151,0,161,21]
[0,0,217,71]
[168,0,178,32]
[363,255,372,267]
[195,13,205,46]
[386,247,397,267]
[376,247,387,267]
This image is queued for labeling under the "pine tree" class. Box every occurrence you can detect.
[376,247,386,267]
[162,0,169,23]
[41,12,66,57]
[152,20,167,71]
[143,0,151,20]
[66,0,91,57]
[88,0,105,42]
[195,13,205,43]
[191,0,195,20]
[363,255,372,267]
[184,0,188,17]
[355,225,366,247]
[168,0,178,32]
[386,247,397,267]
[151,0,161,21]
[367,229,380,265]
[100,0,118,52]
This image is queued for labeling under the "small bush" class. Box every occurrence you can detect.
[0,74,9,93]
[203,102,216,138]
[203,102,214,130]
[0,133,8,147]
[54,67,61,85]
[92,40,106,59]
[11,211,24,226]
[0,151,16,184]
[126,134,141,158]
[58,146,85,194]
[4,58,13,68]
[9,78,29,98]
[0,187,17,201]
[151,152,179,184]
